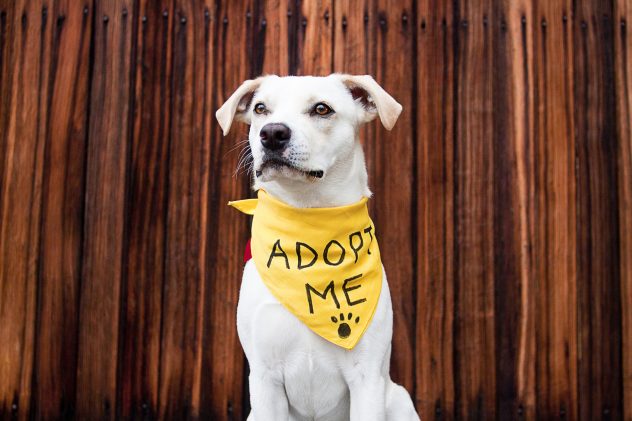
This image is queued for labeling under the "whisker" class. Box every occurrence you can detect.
[233,143,251,167]
[238,157,254,177]
[234,146,253,177]
[235,147,251,168]
[224,138,250,157]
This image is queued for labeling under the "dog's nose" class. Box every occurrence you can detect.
[260,123,291,151]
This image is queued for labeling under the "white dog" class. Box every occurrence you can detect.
[216,74,420,421]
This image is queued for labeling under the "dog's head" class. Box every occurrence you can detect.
[216,74,401,198]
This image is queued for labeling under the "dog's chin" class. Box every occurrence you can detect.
[255,160,324,182]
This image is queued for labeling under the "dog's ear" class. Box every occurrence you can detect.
[339,74,402,130]
[216,78,263,135]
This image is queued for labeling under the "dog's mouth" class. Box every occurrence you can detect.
[255,158,324,179]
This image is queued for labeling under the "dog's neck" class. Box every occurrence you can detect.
[253,142,371,208]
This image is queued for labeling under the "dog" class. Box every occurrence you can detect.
[216,74,420,421]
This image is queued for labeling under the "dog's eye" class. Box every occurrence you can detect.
[254,103,267,114]
[312,103,334,116]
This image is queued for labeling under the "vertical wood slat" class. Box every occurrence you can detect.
[372,0,417,393]
[0,2,9,185]
[415,1,455,419]
[156,0,219,417]
[491,1,536,420]
[117,0,173,418]
[0,0,51,418]
[33,0,92,418]
[573,0,623,419]
[332,0,373,74]
[75,0,134,418]
[452,1,497,419]
[154,0,192,416]
[297,0,333,76]
[533,0,578,419]
[200,1,252,419]
[493,1,536,419]
[259,0,290,76]
[254,0,292,79]
[614,1,632,419]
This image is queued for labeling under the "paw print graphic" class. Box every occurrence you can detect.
[331,312,360,339]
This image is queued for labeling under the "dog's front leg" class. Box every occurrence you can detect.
[348,371,387,421]
[248,369,290,421]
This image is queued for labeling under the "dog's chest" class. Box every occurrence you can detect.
[282,346,348,415]
[238,261,351,416]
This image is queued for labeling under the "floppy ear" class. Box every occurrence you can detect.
[339,74,403,130]
[215,78,263,135]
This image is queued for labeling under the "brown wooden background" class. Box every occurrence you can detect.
[0,0,631,419]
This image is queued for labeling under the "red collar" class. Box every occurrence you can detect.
[243,238,252,262]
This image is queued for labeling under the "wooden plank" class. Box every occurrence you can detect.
[260,0,291,75]
[332,0,373,74]
[196,1,252,419]
[75,0,134,418]
[532,0,578,419]
[117,0,173,418]
[573,0,623,419]
[0,0,51,418]
[614,1,632,419]
[0,1,11,184]
[372,0,416,394]
[31,0,92,418]
[155,0,216,417]
[297,0,333,76]
[452,1,496,418]
[415,1,455,419]
[491,1,537,420]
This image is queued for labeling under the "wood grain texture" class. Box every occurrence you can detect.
[415,0,455,419]
[574,0,623,419]
[452,1,497,419]
[32,0,92,418]
[297,0,333,76]
[0,0,50,418]
[533,1,578,419]
[117,0,172,418]
[614,2,632,419]
[259,0,290,75]
[75,0,134,418]
[157,0,209,416]
[491,1,536,419]
[372,0,416,393]
[0,0,630,419]
[199,1,252,419]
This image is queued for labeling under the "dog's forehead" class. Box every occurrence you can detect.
[255,75,348,103]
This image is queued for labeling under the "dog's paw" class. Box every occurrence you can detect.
[331,312,360,339]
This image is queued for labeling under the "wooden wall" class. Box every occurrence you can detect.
[0,0,630,419]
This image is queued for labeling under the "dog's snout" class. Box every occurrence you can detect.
[260,123,291,151]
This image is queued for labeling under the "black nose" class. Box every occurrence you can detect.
[260,123,291,151]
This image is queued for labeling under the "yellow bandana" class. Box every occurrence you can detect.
[229,190,382,349]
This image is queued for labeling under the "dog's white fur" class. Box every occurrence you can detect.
[217,74,419,421]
